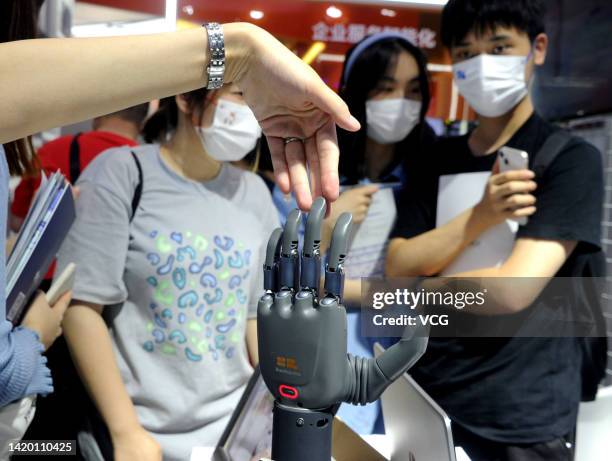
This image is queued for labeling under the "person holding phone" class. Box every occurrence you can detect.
[386,0,604,459]
[0,0,358,426]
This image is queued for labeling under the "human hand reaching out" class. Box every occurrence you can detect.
[225,23,361,210]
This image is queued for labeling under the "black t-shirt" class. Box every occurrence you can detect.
[391,113,604,443]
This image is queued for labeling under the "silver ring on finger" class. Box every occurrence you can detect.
[283,137,304,145]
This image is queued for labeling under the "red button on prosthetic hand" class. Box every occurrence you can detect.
[279,384,299,400]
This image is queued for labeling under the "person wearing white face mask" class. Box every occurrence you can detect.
[452,52,531,118]
[54,83,279,461]
[315,33,435,435]
[197,97,262,162]
[387,1,605,460]
[328,33,436,264]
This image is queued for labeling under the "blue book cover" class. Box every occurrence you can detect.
[6,182,76,324]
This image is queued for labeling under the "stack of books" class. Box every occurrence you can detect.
[6,172,76,324]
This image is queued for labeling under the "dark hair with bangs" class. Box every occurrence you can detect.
[441,0,546,49]
[338,37,431,184]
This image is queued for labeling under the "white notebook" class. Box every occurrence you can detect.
[436,171,518,275]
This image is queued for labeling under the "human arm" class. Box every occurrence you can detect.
[387,207,495,277]
[246,319,258,365]
[0,23,359,208]
[436,238,576,315]
[457,138,606,313]
[0,321,51,407]
[62,302,161,461]
[424,137,603,314]
[342,279,363,305]
[53,150,162,459]
[0,289,71,407]
[386,167,537,277]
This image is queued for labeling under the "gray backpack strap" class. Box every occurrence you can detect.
[531,130,573,178]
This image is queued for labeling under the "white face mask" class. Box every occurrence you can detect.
[196,98,262,162]
[366,98,422,144]
[453,54,529,118]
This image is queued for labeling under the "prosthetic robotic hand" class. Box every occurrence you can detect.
[258,198,428,461]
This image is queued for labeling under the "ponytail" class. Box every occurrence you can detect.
[143,88,209,143]
[2,138,39,177]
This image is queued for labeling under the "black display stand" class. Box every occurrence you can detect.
[271,401,335,461]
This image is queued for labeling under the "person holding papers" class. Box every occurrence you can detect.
[1,1,361,455]
[330,33,436,299]
[386,0,605,459]
[13,105,148,450]
[55,83,279,460]
[326,33,435,434]
[0,169,72,452]
[0,1,73,432]
[0,291,70,407]
[1,0,359,451]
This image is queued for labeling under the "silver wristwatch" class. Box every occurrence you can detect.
[203,22,225,90]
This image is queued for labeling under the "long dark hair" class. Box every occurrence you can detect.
[1,0,45,176]
[338,37,431,184]
[143,88,210,143]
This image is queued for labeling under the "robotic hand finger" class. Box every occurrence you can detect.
[257,197,428,461]
[258,198,351,409]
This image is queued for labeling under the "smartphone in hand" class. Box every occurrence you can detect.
[498,147,529,225]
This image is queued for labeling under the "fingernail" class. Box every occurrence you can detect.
[349,116,361,130]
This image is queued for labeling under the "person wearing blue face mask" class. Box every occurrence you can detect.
[387,1,606,460]
[55,84,280,461]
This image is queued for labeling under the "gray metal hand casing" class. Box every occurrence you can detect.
[258,291,350,409]
[258,197,428,412]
